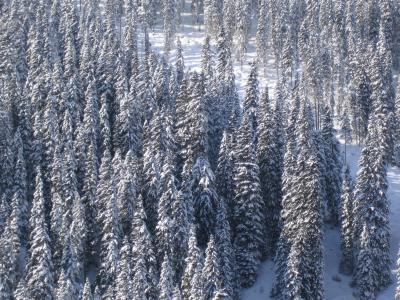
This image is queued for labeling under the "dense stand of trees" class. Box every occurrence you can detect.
[0,0,400,299]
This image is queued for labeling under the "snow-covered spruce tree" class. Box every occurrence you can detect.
[131,196,158,300]
[12,129,28,237]
[159,254,175,300]
[235,0,252,64]
[181,226,203,300]
[202,234,220,299]
[186,72,210,163]
[232,113,264,288]
[60,109,79,246]
[191,155,219,246]
[204,0,223,38]
[57,190,86,299]
[321,108,343,225]
[257,85,285,259]
[117,150,139,236]
[273,100,324,299]
[0,189,23,296]
[113,56,140,156]
[142,107,174,234]
[176,37,185,84]
[369,37,395,164]
[170,185,190,282]
[215,199,236,298]
[353,119,392,294]
[55,268,75,300]
[26,168,54,300]
[156,152,179,262]
[132,254,149,300]
[82,278,93,300]
[0,135,27,297]
[172,286,183,300]
[339,166,355,275]
[354,224,377,300]
[243,62,259,142]
[163,0,178,54]
[13,277,27,300]
[201,36,213,81]
[115,237,133,300]
[123,0,139,81]
[256,0,268,68]
[188,247,205,300]
[96,149,121,296]
[215,131,235,223]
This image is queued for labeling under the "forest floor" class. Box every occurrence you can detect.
[147,6,400,299]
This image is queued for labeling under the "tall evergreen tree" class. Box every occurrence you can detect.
[321,108,343,225]
[257,86,284,258]
[131,196,158,300]
[156,153,179,261]
[191,156,219,246]
[159,254,175,300]
[232,113,264,288]
[273,100,324,299]
[26,168,54,300]
[242,62,259,140]
[115,237,133,300]
[182,226,202,300]
[339,166,355,275]
[256,0,268,67]
[96,149,121,295]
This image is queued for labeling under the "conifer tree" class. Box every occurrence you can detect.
[159,254,175,300]
[182,227,203,300]
[215,131,235,222]
[96,149,121,295]
[12,129,28,237]
[321,108,343,225]
[233,113,264,288]
[171,186,190,282]
[118,151,139,236]
[256,0,268,67]
[204,0,223,38]
[273,101,324,299]
[202,234,219,299]
[215,199,236,298]
[257,86,284,258]
[82,278,93,300]
[354,224,377,300]
[26,168,54,300]
[191,156,219,246]
[131,196,158,300]
[176,37,185,84]
[235,0,252,64]
[163,0,178,54]
[156,153,179,261]
[243,62,259,140]
[115,237,133,300]
[172,286,183,300]
[340,166,355,275]
[132,255,149,300]
[353,120,392,293]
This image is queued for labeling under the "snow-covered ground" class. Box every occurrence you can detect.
[147,10,278,98]
[146,6,400,300]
